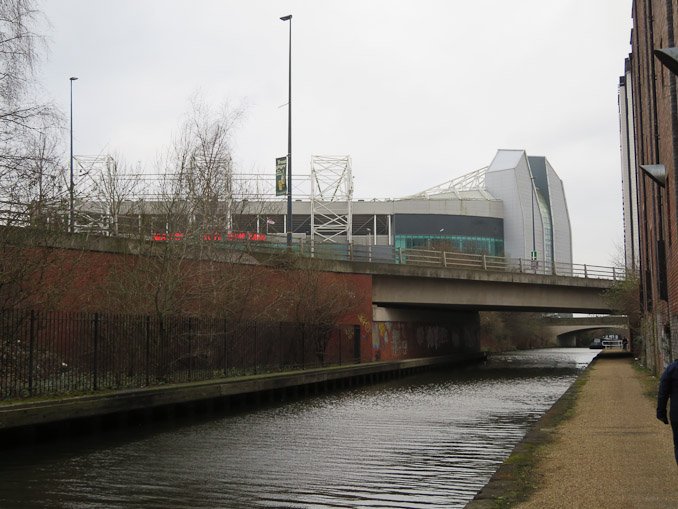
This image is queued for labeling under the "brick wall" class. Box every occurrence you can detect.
[629,0,678,370]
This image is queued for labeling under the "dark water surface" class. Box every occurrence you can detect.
[0,348,598,508]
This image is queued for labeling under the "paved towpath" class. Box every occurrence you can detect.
[514,356,678,508]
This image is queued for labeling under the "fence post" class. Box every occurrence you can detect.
[93,313,99,391]
[584,265,588,278]
[188,317,193,381]
[28,310,35,396]
[519,258,523,273]
[398,247,403,264]
[339,328,342,366]
[301,324,305,370]
[482,254,487,270]
[145,316,151,387]
[223,319,228,377]
[354,324,361,363]
[443,251,447,268]
[612,267,617,280]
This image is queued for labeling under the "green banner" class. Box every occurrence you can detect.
[276,156,287,196]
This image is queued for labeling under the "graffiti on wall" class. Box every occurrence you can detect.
[416,325,452,350]
[371,322,408,361]
[371,321,467,361]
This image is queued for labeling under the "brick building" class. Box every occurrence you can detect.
[622,0,678,371]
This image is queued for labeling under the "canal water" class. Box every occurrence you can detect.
[0,348,598,508]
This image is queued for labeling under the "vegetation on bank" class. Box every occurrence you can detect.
[479,311,551,352]
[632,359,661,402]
[603,272,643,359]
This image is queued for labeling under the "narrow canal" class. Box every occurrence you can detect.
[0,348,598,508]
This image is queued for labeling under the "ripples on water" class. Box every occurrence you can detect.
[0,348,598,509]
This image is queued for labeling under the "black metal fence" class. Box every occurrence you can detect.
[0,310,361,401]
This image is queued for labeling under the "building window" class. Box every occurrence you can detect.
[394,235,504,256]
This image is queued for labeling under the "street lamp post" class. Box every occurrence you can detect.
[69,76,78,233]
[531,176,536,258]
[280,14,293,248]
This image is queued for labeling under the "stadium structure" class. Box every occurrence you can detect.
[244,149,572,264]
[68,149,572,265]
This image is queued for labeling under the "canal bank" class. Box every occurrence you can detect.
[0,348,595,507]
[0,352,484,445]
[467,351,678,508]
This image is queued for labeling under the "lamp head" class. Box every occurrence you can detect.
[280,14,292,21]
[655,48,678,76]
[640,164,667,187]
[70,77,78,81]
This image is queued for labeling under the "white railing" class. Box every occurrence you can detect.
[602,339,623,349]
[252,238,624,281]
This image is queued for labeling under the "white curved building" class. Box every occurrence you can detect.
[483,149,572,264]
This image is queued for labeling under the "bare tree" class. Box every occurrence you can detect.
[270,262,363,365]
[98,97,264,321]
[0,1,77,312]
[0,0,41,105]
[86,154,141,236]
[9,121,66,226]
[603,275,641,339]
[0,0,62,221]
[162,97,244,236]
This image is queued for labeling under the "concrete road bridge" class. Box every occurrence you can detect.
[253,241,626,352]
[542,315,630,347]
[268,242,622,314]
[56,235,626,357]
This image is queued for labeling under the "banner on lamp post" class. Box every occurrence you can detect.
[276,156,287,196]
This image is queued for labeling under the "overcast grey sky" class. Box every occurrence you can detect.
[37,0,633,266]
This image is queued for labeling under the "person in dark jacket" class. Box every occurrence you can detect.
[657,360,678,465]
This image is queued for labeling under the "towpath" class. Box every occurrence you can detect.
[514,356,677,508]
[469,355,678,508]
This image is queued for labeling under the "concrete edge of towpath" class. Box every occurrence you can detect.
[0,353,486,434]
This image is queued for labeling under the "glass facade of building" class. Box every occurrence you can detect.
[395,234,504,256]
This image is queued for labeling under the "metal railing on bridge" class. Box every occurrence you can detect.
[1,202,622,281]
[250,239,624,281]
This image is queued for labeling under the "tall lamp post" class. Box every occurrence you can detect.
[69,76,78,233]
[530,176,536,268]
[280,14,293,248]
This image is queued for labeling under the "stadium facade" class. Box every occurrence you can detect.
[71,149,572,266]
[246,149,572,264]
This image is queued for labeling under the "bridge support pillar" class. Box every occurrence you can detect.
[557,334,577,347]
[370,306,480,362]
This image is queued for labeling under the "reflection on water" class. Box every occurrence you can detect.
[0,348,597,509]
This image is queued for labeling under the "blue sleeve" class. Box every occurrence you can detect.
[658,365,672,420]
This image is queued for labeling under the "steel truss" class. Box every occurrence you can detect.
[405,166,493,199]
[310,155,353,243]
